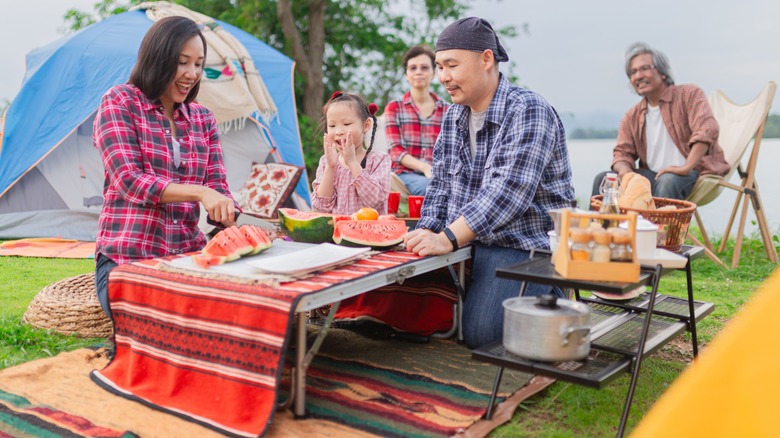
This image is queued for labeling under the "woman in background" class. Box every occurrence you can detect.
[383,45,449,196]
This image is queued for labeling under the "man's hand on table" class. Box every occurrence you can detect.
[404,228,452,256]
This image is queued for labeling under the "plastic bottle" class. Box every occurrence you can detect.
[599,172,621,229]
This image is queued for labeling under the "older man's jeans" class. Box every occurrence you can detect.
[591,169,700,200]
[95,253,118,321]
[461,242,563,349]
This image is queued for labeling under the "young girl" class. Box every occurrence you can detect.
[311,92,390,215]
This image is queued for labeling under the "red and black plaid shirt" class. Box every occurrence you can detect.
[94,84,235,264]
[384,92,448,174]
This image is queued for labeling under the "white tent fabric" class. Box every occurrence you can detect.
[687,83,776,206]
[138,1,278,128]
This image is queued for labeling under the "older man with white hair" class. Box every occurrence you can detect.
[592,42,730,199]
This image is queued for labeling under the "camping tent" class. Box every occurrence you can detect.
[0,8,308,241]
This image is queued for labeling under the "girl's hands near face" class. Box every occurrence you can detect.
[324,133,339,168]
[339,130,358,165]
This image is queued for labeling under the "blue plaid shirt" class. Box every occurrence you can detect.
[417,75,574,250]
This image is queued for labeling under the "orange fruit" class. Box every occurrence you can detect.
[354,207,379,221]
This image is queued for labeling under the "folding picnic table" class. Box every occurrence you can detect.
[91,244,470,437]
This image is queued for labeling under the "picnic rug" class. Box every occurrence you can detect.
[0,335,553,437]
[0,238,95,259]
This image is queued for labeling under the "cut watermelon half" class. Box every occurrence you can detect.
[332,220,407,249]
[277,208,351,243]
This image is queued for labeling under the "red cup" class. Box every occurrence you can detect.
[408,195,424,218]
[387,192,400,214]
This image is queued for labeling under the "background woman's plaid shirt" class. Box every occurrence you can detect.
[384,91,448,174]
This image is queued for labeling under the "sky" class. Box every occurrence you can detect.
[2,0,779,128]
[474,0,780,126]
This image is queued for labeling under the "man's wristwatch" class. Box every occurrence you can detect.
[443,227,459,252]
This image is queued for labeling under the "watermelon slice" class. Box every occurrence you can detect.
[221,226,255,257]
[196,225,275,268]
[192,254,228,268]
[201,228,244,262]
[201,236,236,261]
[278,208,351,243]
[240,225,273,255]
[332,220,407,249]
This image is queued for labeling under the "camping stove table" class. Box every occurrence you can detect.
[472,246,712,438]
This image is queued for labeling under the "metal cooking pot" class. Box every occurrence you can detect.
[502,295,591,362]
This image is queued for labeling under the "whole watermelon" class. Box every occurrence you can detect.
[277,208,350,243]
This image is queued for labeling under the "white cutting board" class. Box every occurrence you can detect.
[638,248,688,269]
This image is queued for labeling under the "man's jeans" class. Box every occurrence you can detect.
[461,242,563,348]
[398,172,430,196]
[591,168,700,200]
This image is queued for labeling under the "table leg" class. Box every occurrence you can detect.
[617,264,662,437]
[485,366,505,420]
[685,255,699,357]
[458,260,466,342]
[294,312,306,417]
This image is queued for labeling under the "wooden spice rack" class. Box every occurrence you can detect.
[553,210,640,282]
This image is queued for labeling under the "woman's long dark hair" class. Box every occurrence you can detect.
[321,91,379,168]
[129,16,206,103]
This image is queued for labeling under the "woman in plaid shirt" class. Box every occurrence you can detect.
[93,17,239,320]
[384,45,449,196]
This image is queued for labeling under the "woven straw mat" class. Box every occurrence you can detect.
[22,273,113,338]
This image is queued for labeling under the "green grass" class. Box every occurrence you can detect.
[0,255,101,367]
[0,233,776,436]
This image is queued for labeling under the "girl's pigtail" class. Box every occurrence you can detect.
[361,103,379,168]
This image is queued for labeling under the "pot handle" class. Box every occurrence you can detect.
[560,325,591,347]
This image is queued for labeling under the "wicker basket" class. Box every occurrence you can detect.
[22,273,113,338]
[590,196,696,252]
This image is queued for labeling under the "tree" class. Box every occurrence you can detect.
[64,1,520,118]
[64,0,520,176]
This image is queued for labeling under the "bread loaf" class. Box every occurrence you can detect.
[618,173,656,210]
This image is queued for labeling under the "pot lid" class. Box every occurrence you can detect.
[503,295,590,318]
[619,215,658,231]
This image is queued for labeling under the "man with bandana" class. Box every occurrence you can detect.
[404,17,575,348]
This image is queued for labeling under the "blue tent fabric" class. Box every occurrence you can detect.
[0,9,309,203]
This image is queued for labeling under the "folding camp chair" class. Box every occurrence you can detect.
[686,81,777,268]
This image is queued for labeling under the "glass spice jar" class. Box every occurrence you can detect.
[591,229,612,263]
[570,228,592,261]
[611,230,633,262]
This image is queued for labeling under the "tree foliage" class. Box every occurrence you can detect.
[63,0,520,178]
[64,1,519,115]
[763,113,780,138]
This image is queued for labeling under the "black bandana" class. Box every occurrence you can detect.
[435,17,509,63]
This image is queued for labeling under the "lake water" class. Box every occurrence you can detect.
[567,138,780,238]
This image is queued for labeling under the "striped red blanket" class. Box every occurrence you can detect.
[90,250,427,437]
